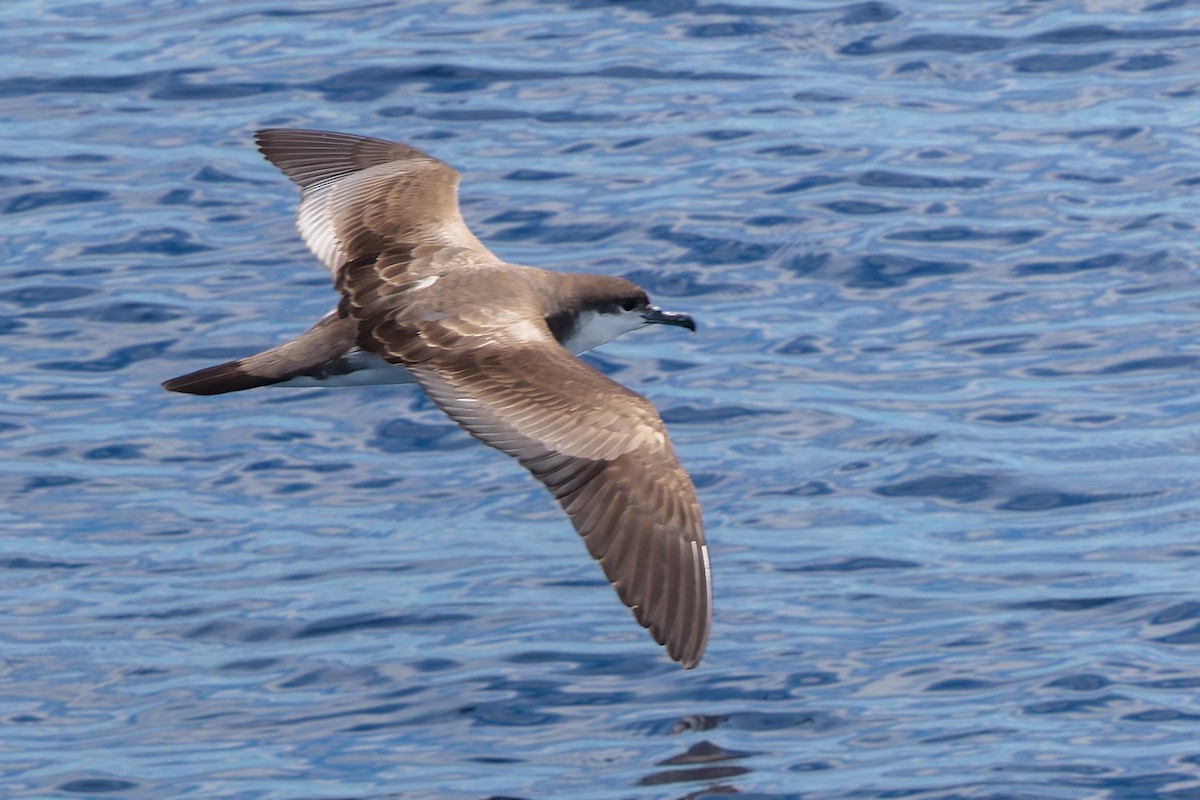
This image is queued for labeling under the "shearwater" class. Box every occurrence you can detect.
[163,129,711,668]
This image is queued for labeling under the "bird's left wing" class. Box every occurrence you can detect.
[255,128,493,276]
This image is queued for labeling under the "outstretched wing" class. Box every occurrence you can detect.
[255,128,493,275]
[340,259,712,668]
[413,342,711,667]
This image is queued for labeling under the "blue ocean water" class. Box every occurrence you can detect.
[5,0,1200,797]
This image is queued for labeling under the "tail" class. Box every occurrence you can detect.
[162,312,358,396]
[162,360,290,395]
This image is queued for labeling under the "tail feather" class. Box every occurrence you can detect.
[162,311,358,396]
[162,360,288,395]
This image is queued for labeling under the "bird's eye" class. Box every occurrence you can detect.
[621,297,640,312]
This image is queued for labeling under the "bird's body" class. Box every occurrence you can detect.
[164,129,711,667]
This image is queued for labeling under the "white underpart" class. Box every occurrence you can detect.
[562,309,646,354]
[276,350,416,388]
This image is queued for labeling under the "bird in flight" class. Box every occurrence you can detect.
[163,129,711,667]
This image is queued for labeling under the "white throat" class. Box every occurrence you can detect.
[562,309,645,355]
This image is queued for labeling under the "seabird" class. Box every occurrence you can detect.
[163,129,711,668]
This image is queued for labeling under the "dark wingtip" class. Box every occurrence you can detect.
[254,128,295,163]
[253,127,293,151]
[671,621,707,669]
[162,361,282,395]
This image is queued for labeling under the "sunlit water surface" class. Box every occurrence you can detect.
[4,1,1200,798]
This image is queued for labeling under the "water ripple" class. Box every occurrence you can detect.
[6,0,1200,798]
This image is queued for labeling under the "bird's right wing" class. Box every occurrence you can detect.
[413,340,711,668]
[340,258,711,667]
